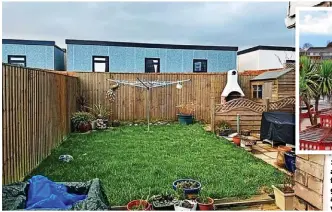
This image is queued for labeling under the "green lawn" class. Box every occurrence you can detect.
[27,123,284,206]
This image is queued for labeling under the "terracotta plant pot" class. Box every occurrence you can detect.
[272,185,295,211]
[276,146,292,167]
[78,122,91,133]
[232,136,241,146]
[127,200,151,211]
[197,197,214,210]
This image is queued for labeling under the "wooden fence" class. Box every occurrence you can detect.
[74,72,258,122]
[210,96,296,134]
[2,64,79,184]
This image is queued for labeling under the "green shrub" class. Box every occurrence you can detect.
[71,112,94,130]
[86,104,110,120]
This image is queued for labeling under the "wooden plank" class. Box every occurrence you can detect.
[3,65,8,184]
[13,66,18,182]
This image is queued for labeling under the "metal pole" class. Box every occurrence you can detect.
[237,114,240,134]
[147,88,150,131]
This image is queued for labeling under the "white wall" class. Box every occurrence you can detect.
[237,50,295,72]
[258,50,295,70]
[237,51,259,72]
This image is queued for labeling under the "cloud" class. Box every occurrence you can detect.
[299,11,332,35]
[2,2,294,49]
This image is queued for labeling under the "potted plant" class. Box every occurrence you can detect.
[127,199,151,211]
[86,104,111,127]
[111,120,121,127]
[71,112,94,133]
[174,187,197,211]
[150,193,175,210]
[176,103,195,125]
[276,146,292,167]
[284,151,296,173]
[272,175,295,211]
[240,129,251,136]
[172,179,201,199]
[232,135,241,146]
[196,190,214,211]
[218,121,231,136]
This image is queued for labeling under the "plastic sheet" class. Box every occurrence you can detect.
[260,112,295,145]
[2,176,110,210]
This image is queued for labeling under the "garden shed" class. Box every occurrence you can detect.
[250,68,295,104]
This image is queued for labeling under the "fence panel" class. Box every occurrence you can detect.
[2,64,79,184]
[74,72,257,122]
[211,97,296,134]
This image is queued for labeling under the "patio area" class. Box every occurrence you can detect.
[218,135,292,175]
[26,123,285,206]
[251,142,291,175]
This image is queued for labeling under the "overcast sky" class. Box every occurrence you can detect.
[3,1,294,50]
[299,10,332,47]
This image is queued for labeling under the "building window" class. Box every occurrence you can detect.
[145,58,160,73]
[92,56,109,72]
[252,85,263,99]
[193,59,207,72]
[8,55,26,67]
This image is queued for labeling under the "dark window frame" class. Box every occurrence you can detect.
[8,55,26,67]
[193,59,208,72]
[145,58,160,73]
[252,85,263,99]
[92,56,109,72]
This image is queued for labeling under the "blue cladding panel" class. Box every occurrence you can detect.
[2,44,58,70]
[72,45,92,71]
[166,49,182,72]
[67,44,237,72]
[54,47,65,71]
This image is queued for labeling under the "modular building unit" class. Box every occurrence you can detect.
[237,45,295,72]
[66,39,238,73]
[2,39,65,70]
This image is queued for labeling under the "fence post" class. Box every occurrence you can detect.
[211,96,216,133]
[264,98,270,111]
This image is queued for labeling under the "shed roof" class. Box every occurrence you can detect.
[250,68,294,81]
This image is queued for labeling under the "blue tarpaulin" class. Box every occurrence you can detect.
[26,175,86,210]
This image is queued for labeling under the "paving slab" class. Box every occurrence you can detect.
[253,154,271,160]
[263,152,278,159]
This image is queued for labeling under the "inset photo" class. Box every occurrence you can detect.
[298,8,332,153]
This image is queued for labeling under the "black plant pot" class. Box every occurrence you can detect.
[152,201,175,211]
[103,119,109,127]
[219,129,231,136]
[112,120,120,127]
